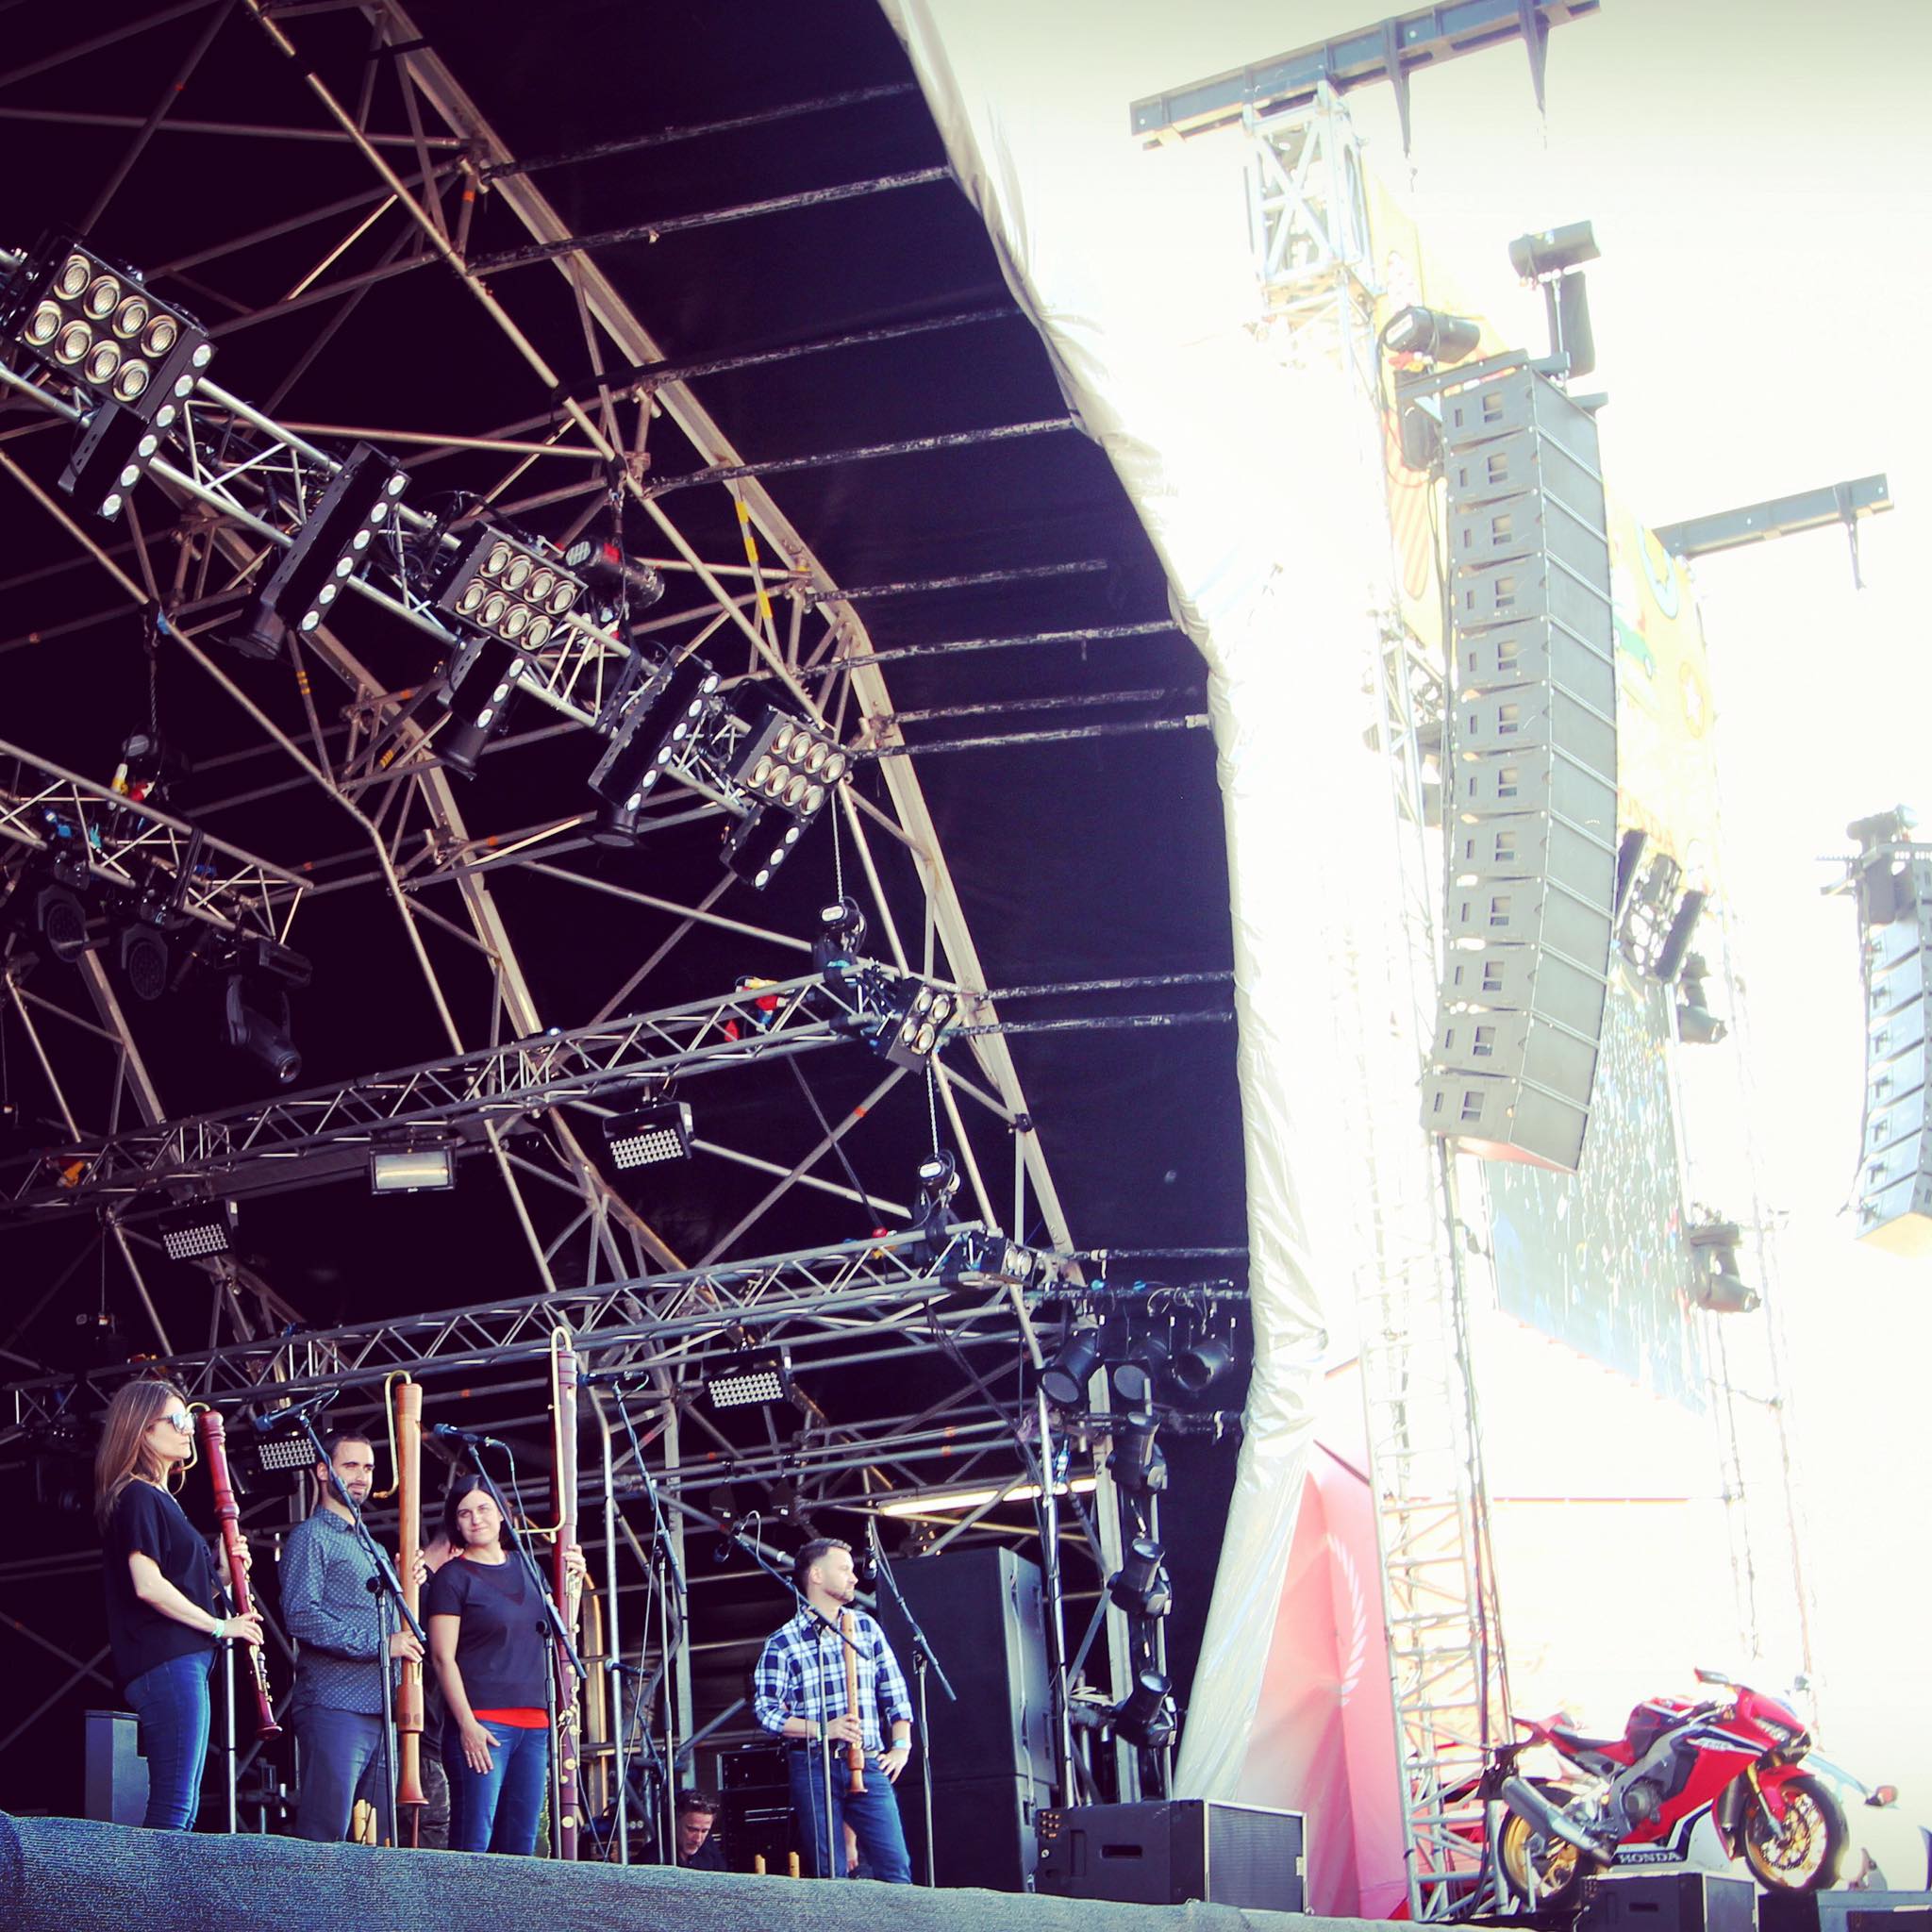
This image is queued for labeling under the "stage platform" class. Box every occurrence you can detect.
[0,1810,1320,1932]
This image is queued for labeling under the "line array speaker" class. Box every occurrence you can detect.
[1421,368,1619,1173]
[1848,823,1932,1254]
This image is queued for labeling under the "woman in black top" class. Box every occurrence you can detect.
[93,1379,265,1829]
[425,1479,583,1855]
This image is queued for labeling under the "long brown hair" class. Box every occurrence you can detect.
[93,1379,188,1531]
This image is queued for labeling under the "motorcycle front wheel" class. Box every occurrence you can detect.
[1740,1773,1848,1891]
[1498,1782,1587,1910]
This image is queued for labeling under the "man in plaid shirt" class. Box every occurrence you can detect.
[754,1537,913,1881]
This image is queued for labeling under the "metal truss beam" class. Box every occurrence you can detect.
[0,740,306,945]
[2,961,964,1209]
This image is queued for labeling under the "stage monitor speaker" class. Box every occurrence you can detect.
[872,1544,1054,1790]
[1763,1892,1932,1932]
[1850,840,1932,1255]
[1582,1872,1757,1932]
[1422,365,1618,1174]
[1035,1799,1304,1911]
[83,1710,146,1827]
[899,1773,1052,1891]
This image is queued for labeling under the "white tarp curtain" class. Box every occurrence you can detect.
[880,2,1405,1794]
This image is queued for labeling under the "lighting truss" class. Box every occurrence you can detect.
[0,741,306,946]
[0,1226,1046,1424]
[2,969,851,1208]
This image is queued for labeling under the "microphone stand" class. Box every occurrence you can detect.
[291,1413,425,1848]
[727,1522,867,1882]
[867,1519,956,1887]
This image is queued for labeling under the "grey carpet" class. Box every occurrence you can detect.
[0,1809,1335,1932]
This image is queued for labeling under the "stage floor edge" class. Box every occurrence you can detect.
[1,1809,1321,1932]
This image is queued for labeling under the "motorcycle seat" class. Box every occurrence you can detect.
[1548,1724,1624,1757]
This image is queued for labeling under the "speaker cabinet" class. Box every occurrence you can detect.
[1035,1799,1305,1910]
[1583,1873,1757,1932]
[1422,366,1618,1174]
[899,1774,1053,1891]
[1763,1890,1932,1932]
[83,1709,146,1827]
[1852,848,1932,1253]
[872,1545,1054,1789]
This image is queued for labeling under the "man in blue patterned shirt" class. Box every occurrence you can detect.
[753,1537,914,1882]
[281,1431,423,1843]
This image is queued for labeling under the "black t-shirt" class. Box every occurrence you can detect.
[102,1480,220,1690]
[425,1554,550,1712]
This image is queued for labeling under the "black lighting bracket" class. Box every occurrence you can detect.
[1128,0,1601,154]
[1652,474,1890,591]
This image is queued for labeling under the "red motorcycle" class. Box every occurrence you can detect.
[1497,1670,1847,1906]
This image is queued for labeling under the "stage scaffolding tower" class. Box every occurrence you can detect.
[1248,91,1508,1923]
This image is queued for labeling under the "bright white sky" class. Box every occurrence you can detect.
[901,0,1932,1827]
[1108,0,1932,1801]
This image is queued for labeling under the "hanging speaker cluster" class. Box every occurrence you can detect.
[1421,369,1619,1174]
[1847,813,1932,1254]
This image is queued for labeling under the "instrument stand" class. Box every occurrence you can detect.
[867,1520,957,1888]
[292,1415,425,1849]
[599,1382,688,1868]
[364,1574,398,1847]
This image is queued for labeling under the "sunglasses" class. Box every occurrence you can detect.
[159,1410,193,1432]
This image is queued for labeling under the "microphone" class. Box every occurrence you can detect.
[430,1422,507,1452]
[579,1364,651,1391]
[250,1390,338,1435]
[711,1513,752,1564]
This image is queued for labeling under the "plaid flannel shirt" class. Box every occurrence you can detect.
[753,1603,911,1758]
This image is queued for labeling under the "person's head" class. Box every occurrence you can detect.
[794,1537,855,1605]
[676,1790,719,1859]
[423,1525,458,1574]
[92,1379,192,1529]
[314,1431,376,1510]
[441,1478,509,1553]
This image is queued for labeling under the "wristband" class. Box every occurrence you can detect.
[210,1617,226,1641]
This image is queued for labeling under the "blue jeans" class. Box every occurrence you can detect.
[443,1720,549,1855]
[293,1706,391,1843]
[125,1652,211,1831]
[789,1745,911,1883]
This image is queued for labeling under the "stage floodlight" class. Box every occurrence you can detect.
[118,923,169,1002]
[1381,305,1482,366]
[1170,1327,1241,1399]
[369,1145,456,1194]
[813,896,868,972]
[587,655,722,820]
[1108,1409,1168,1493]
[722,805,804,891]
[561,533,665,620]
[226,443,408,659]
[603,1099,693,1170]
[938,1228,1038,1295]
[1112,1670,1177,1749]
[1676,954,1727,1046]
[34,884,90,962]
[1688,1219,1758,1314]
[58,404,162,520]
[434,525,586,651]
[255,1432,321,1474]
[1111,1324,1173,1408]
[1040,1323,1105,1408]
[3,231,212,425]
[436,636,525,779]
[158,1199,236,1262]
[223,975,300,1085]
[726,706,849,821]
[866,976,956,1071]
[707,1348,791,1410]
[1108,1538,1173,1619]
[1507,222,1599,281]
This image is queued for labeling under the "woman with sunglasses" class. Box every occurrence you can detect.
[93,1378,265,1830]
